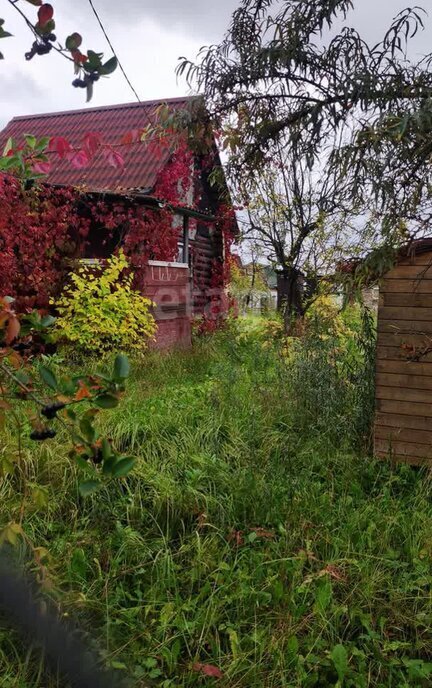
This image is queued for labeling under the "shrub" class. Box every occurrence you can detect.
[280,300,376,451]
[53,251,157,354]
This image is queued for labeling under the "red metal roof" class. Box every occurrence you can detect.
[0,97,198,192]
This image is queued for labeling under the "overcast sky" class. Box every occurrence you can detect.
[1,0,431,128]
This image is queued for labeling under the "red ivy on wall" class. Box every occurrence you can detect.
[0,175,90,310]
[0,141,201,309]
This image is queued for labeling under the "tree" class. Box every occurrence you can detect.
[178,0,432,246]
[239,139,359,329]
[1,0,117,100]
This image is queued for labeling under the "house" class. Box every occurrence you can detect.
[0,97,235,348]
[245,263,278,312]
[231,257,277,313]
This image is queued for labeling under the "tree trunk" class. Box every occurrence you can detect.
[276,269,304,333]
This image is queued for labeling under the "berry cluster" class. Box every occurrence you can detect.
[25,34,57,61]
[72,72,100,89]
[30,428,57,441]
[41,401,65,419]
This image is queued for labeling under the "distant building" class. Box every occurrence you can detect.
[233,260,278,313]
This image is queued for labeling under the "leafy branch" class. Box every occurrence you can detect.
[1,0,118,100]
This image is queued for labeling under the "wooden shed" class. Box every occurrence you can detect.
[375,239,432,465]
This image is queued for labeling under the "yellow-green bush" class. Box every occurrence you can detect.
[52,251,157,354]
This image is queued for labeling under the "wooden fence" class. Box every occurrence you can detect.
[375,247,432,464]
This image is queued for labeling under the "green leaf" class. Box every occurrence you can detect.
[70,547,88,579]
[86,50,103,69]
[39,365,58,390]
[102,454,117,476]
[31,484,49,509]
[314,576,332,613]
[0,25,12,39]
[40,314,56,328]
[112,456,136,478]
[86,79,94,103]
[3,137,14,155]
[79,417,96,443]
[331,644,348,682]
[0,522,24,547]
[113,354,130,381]
[65,33,82,51]
[99,56,118,75]
[101,438,112,461]
[0,155,19,170]
[94,394,119,409]
[403,658,432,679]
[79,480,102,497]
[286,635,299,660]
[24,134,37,149]
[15,370,32,386]
[34,136,50,152]
[75,454,91,470]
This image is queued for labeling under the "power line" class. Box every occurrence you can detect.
[87,0,142,103]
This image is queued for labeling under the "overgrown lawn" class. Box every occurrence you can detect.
[0,319,431,687]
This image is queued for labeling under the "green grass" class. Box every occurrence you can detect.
[0,320,432,687]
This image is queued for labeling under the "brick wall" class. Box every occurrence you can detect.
[140,261,192,349]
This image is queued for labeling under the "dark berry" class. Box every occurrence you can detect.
[41,402,66,419]
[90,72,100,82]
[30,428,57,441]
[36,43,52,55]
[72,78,87,88]
[13,342,31,352]
[92,448,103,465]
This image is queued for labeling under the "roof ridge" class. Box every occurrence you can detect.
[10,95,201,122]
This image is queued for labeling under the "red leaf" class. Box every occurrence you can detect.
[120,129,143,145]
[120,131,133,146]
[83,132,103,157]
[48,136,72,159]
[67,149,90,169]
[37,3,54,26]
[32,161,52,175]
[71,49,88,64]
[102,147,124,169]
[227,529,244,546]
[75,382,92,400]
[193,663,223,679]
[5,316,20,345]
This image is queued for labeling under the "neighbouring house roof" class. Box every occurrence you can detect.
[0,96,199,192]
[338,237,432,276]
[261,265,278,289]
[399,237,432,258]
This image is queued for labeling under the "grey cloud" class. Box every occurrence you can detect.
[101,0,431,51]
[96,0,239,42]
[0,72,46,127]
